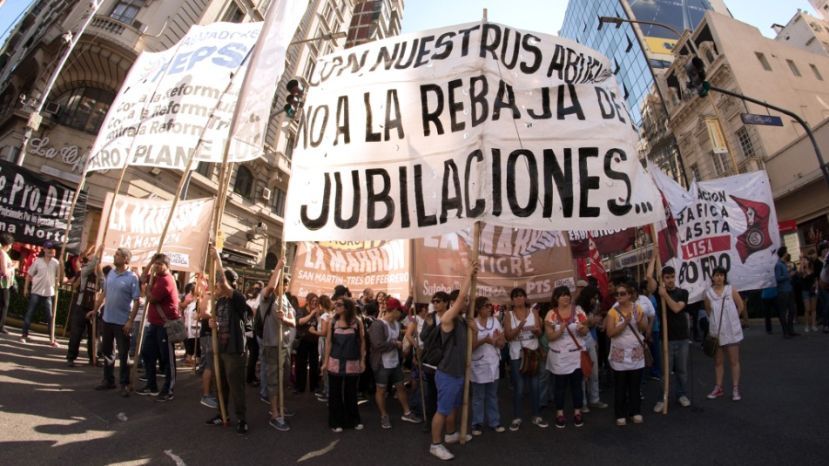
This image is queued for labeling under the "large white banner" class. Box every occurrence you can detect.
[86,22,262,172]
[284,22,665,241]
[652,169,779,303]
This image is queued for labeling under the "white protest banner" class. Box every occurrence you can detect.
[414,223,574,304]
[96,194,215,272]
[284,22,665,242]
[86,22,262,172]
[227,0,306,160]
[653,169,779,303]
[289,240,410,299]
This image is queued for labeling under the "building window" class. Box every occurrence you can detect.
[736,127,755,158]
[810,64,823,81]
[222,4,244,23]
[270,187,286,217]
[55,86,115,135]
[110,0,145,25]
[807,37,816,47]
[787,59,801,77]
[195,162,211,178]
[690,163,701,181]
[704,48,715,64]
[755,52,772,71]
[233,166,254,200]
[712,151,730,176]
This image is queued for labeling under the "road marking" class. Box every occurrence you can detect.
[164,449,186,466]
[297,439,339,463]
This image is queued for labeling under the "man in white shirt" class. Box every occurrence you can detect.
[21,242,60,346]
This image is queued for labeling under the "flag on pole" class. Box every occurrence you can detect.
[227,0,307,162]
[587,232,609,297]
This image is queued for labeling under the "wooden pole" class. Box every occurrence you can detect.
[459,221,481,444]
[650,223,670,415]
[61,290,75,338]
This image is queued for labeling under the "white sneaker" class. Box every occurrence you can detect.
[678,396,691,407]
[631,415,644,424]
[444,431,471,444]
[653,401,665,413]
[616,418,627,426]
[430,443,455,461]
[804,327,811,333]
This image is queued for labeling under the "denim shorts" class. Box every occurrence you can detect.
[435,370,464,416]
[375,365,404,388]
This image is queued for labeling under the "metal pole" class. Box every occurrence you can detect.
[16,0,105,166]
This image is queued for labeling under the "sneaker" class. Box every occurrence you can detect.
[354,423,364,431]
[138,376,148,383]
[259,395,270,404]
[135,386,159,396]
[316,395,328,403]
[632,414,644,424]
[236,420,249,434]
[67,360,76,368]
[200,395,218,409]
[805,327,811,333]
[471,424,483,436]
[269,417,291,431]
[331,427,343,433]
[19,336,27,344]
[555,415,566,429]
[156,392,174,402]
[573,413,584,428]
[616,418,627,426]
[589,401,609,409]
[49,340,59,348]
[581,405,590,413]
[678,396,691,407]
[532,416,548,429]
[430,443,455,461]
[707,386,724,399]
[206,415,223,425]
[381,415,392,429]
[732,387,741,401]
[509,418,522,432]
[492,425,506,433]
[401,411,422,424]
[95,383,117,391]
[653,401,665,413]
[444,431,471,444]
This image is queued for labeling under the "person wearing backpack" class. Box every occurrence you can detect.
[428,260,478,461]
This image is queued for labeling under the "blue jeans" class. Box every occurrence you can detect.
[142,324,175,394]
[22,294,53,338]
[538,365,553,407]
[471,381,500,428]
[658,340,689,399]
[509,358,541,419]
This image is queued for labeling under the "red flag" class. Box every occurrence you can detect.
[587,233,609,297]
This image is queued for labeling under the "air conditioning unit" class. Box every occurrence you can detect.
[44,102,61,115]
[261,187,272,201]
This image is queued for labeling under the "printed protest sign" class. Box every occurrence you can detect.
[569,229,636,257]
[289,240,410,299]
[96,194,214,272]
[652,169,779,303]
[86,22,262,172]
[284,22,665,241]
[413,223,574,304]
[0,160,86,251]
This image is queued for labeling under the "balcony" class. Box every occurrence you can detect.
[87,16,142,55]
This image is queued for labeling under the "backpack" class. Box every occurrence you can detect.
[420,319,454,368]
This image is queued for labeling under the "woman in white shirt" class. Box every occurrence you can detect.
[503,287,547,431]
[470,296,506,436]
[703,267,745,401]
[545,286,589,429]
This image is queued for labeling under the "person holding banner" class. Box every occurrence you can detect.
[703,267,745,401]
[137,254,180,401]
[545,286,589,429]
[21,242,60,347]
[427,260,477,461]
[504,288,548,431]
[470,296,506,436]
[67,245,101,367]
[0,233,15,334]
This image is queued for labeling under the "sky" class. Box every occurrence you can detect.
[0,1,822,49]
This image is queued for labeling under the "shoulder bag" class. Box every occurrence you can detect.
[556,310,593,380]
[156,303,186,343]
[623,306,654,368]
[702,290,726,358]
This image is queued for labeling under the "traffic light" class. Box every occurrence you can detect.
[284,78,304,118]
[684,56,710,97]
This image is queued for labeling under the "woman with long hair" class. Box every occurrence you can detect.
[323,298,366,432]
[470,296,506,436]
[704,267,745,401]
[545,286,589,428]
[295,293,321,394]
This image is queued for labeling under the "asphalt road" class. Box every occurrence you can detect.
[0,324,827,465]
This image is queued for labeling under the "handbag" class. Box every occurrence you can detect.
[703,292,726,358]
[558,310,593,380]
[156,303,186,343]
[624,307,653,368]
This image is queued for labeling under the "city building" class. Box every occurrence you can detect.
[661,11,829,253]
[345,0,403,49]
[773,7,829,56]
[0,0,404,282]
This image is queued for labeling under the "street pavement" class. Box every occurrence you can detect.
[0,324,827,465]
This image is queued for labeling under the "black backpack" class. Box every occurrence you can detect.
[420,319,454,367]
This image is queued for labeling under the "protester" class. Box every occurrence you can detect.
[137,253,180,401]
[0,233,16,334]
[245,283,262,387]
[775,247,798,338]
[404,302,430,419]
[20,242,60,346]
[427,260,477,461]
[180,282,199,367]
[66,244,100,366]
[205,245,252,434]
[503,287,547,431]
[816,242,829,333]
[545,286,588,428]
[469,296,505,436]
[647,258,691,412]
[314,294,334,402]
[798,250,819,332]
[369,296,422,429]
[638,281,662,381]
[194,274,218,409]
[91,247,140,396]
[760,285,778,335]
[295,292,321,395]
[324,297,366,433]
[574,285,608,411]
[703,267,745,401]
[605,282,648,426]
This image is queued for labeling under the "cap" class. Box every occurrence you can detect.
[386,297,404,312]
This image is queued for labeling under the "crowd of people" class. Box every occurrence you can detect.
[0,233,827,461]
